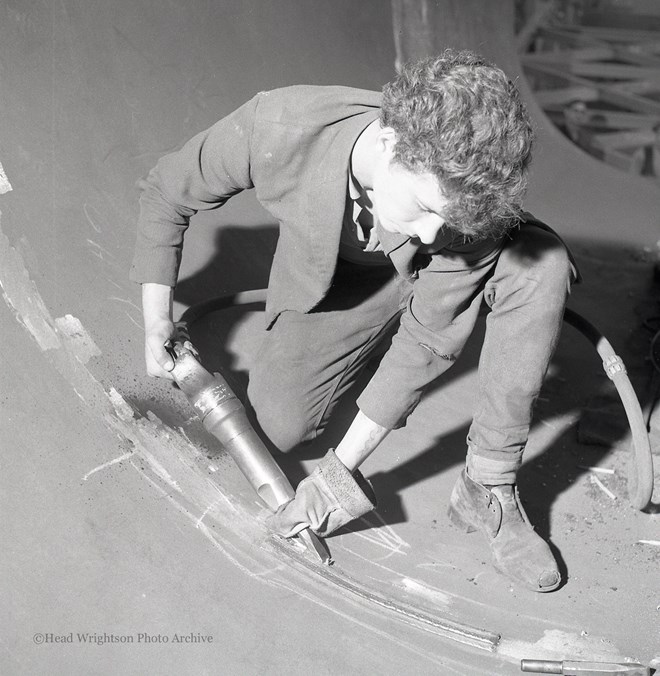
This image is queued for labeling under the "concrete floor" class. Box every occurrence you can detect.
[1,2,659,674]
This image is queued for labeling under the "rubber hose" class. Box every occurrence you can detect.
[178,288,268,327]
[178,293,654,510]
[564,308,654,510]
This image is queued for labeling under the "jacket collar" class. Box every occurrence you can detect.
[304,107,381,282]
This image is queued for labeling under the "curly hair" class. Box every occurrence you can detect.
[381,49,534,239]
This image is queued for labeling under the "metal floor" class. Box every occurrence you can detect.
[1,2,658,674]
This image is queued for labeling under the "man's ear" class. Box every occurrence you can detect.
[376,126,397,158]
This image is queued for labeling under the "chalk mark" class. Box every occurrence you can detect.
[82,451,135,481]
[83,203,103,233]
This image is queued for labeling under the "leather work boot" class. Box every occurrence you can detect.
[447,469,561,592]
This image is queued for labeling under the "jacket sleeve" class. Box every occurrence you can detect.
[130,94,261,286]
[356,237,503,429]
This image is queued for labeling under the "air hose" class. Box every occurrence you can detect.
[177,292,654,510]
[178,288,268,327]
[563,308,653,510]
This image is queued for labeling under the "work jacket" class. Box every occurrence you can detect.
[132,86,531,429]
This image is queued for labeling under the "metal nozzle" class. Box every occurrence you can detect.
[521,659,650,675]
[521,661,562,674]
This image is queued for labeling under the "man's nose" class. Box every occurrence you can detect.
[419,219,444,244]
[418,231,435,244]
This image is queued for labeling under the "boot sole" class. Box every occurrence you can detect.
[448,506,561,593]
[493,561,562,593]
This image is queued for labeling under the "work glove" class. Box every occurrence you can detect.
[267,449,377,538]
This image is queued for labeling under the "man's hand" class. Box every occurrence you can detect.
[266,410,389,537]
[267,449,377,538]
[142,283,176,380]
[145,317,176,379]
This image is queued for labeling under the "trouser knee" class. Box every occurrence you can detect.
[247,377,314,453]
[490,226,574,309]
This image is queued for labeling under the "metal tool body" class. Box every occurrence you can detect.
[169,342,330,563]
[521,659,650,675]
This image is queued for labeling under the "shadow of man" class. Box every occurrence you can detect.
[175,226,656,570]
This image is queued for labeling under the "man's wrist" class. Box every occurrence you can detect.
[334,410,391,472]
[142,283,174,325]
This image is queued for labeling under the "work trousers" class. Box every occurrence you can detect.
[247,224,574,484]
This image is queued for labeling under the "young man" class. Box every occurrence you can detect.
[132,49,576,592]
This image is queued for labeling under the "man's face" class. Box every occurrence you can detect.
[371,150,449,246]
